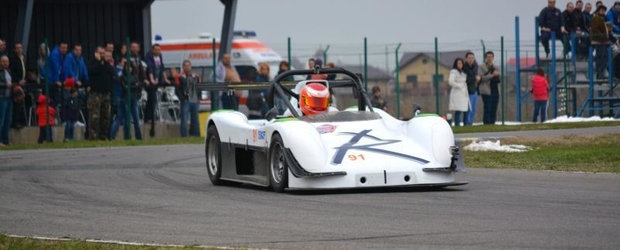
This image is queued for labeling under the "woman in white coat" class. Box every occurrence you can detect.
[448,58,470,127]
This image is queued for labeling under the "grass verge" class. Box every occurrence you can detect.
[465,133,620,173]
[0,234,230,250]
[1,137,204,151]
[452,121,620,134]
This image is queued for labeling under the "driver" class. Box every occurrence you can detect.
[299,83,330,116]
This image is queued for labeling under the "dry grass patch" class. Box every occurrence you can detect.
[465,133,620,173]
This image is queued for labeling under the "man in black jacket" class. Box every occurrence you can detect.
[9,43,26,86]
[463,52,479,126]
[87,48,116,140]
[9,43,27,129]
[575,1,592,60]
[539,0,568,58]
[0,55,12,146]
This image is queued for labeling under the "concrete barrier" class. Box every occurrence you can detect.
[9,123,183,145]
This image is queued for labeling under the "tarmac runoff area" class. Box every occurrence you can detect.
[1,128,619,249]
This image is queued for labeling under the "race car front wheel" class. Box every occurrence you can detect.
[206,125,223,185]
[269,134,289,192]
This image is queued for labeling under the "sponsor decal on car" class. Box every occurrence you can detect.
[258,130,265,140]
[316,124,337,134]
[333,130,430,165]
[252,129,266,142]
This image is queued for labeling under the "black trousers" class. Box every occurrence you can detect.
[144,87,157,122]
[540,31,570,56]
[38,126,53,143]
[481,94,499,125]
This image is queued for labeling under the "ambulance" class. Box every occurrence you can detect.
[157,31,285,110]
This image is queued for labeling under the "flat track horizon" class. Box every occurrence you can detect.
[1,127,619,249]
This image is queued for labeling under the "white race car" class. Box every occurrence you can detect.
[204,68,466,192]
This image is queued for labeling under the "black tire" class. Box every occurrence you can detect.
[269,134,289,192]
[206,125,223,185]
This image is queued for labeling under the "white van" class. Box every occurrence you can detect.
[157,31,284,110]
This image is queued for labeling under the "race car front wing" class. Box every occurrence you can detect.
[283,148,347,178]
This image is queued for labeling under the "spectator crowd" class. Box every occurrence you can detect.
[0,39,209,146]
[538,0,620,79]
[3,1,620,146]
[443,0,620,126]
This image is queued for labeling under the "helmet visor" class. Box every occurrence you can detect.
[304,96,329,110]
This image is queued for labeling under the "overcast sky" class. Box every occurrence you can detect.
[151,0,590,67]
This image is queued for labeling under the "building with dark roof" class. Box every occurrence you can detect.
[1,0,238,71]
[1,0,155,70]
[397,50,469,92]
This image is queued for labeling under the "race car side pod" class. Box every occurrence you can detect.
[283,148,347,178]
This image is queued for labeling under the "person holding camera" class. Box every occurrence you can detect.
[478,51,501,125]
[176,60,200,137]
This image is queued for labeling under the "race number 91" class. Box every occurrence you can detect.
[348,154,366,161]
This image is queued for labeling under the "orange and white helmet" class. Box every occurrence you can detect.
[299,83,330,116]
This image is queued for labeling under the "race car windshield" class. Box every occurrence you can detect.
[300,111,381,123]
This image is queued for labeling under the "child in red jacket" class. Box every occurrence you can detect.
[36,95,56,143]
[531,68,549,123]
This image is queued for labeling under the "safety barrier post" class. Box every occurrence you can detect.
[610,45,616,93]
[211,38,218,110]
[287,37,291,68]
[395,43,402,118]
[551,32,557,118]
[501,36,506,125]
[535,17,540,69]
[43,39,50,141]
[515,16,522,121]
[364,37,368,91]
[588,46,594,117]
[569,32,577,115]
[606,46,613,117]
[323,45,330,63]
[125,37,131,131]
[435,37,440,114]
[571,33,577,75]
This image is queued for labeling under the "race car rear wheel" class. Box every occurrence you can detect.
[206,125,223,185]
[269,134,288,192]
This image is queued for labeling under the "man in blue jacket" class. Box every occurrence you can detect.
[144,43,170,137]
[606,1,620,35]
[62,44,89,86]
[46,42,68,106]
[539,0,567,58]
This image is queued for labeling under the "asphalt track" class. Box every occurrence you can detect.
[1,127,620,249]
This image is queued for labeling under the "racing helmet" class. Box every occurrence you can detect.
[299,83,330,116]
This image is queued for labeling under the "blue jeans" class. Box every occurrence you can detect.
[181,101,200,137]
[533,100,548,123]
[110,97,142,140]
[64,120,75,141]
[0,98,13,144]
[453,111,468,127]
[111,95,121,116]
[481,94,499,125]
[466,92,478,125]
